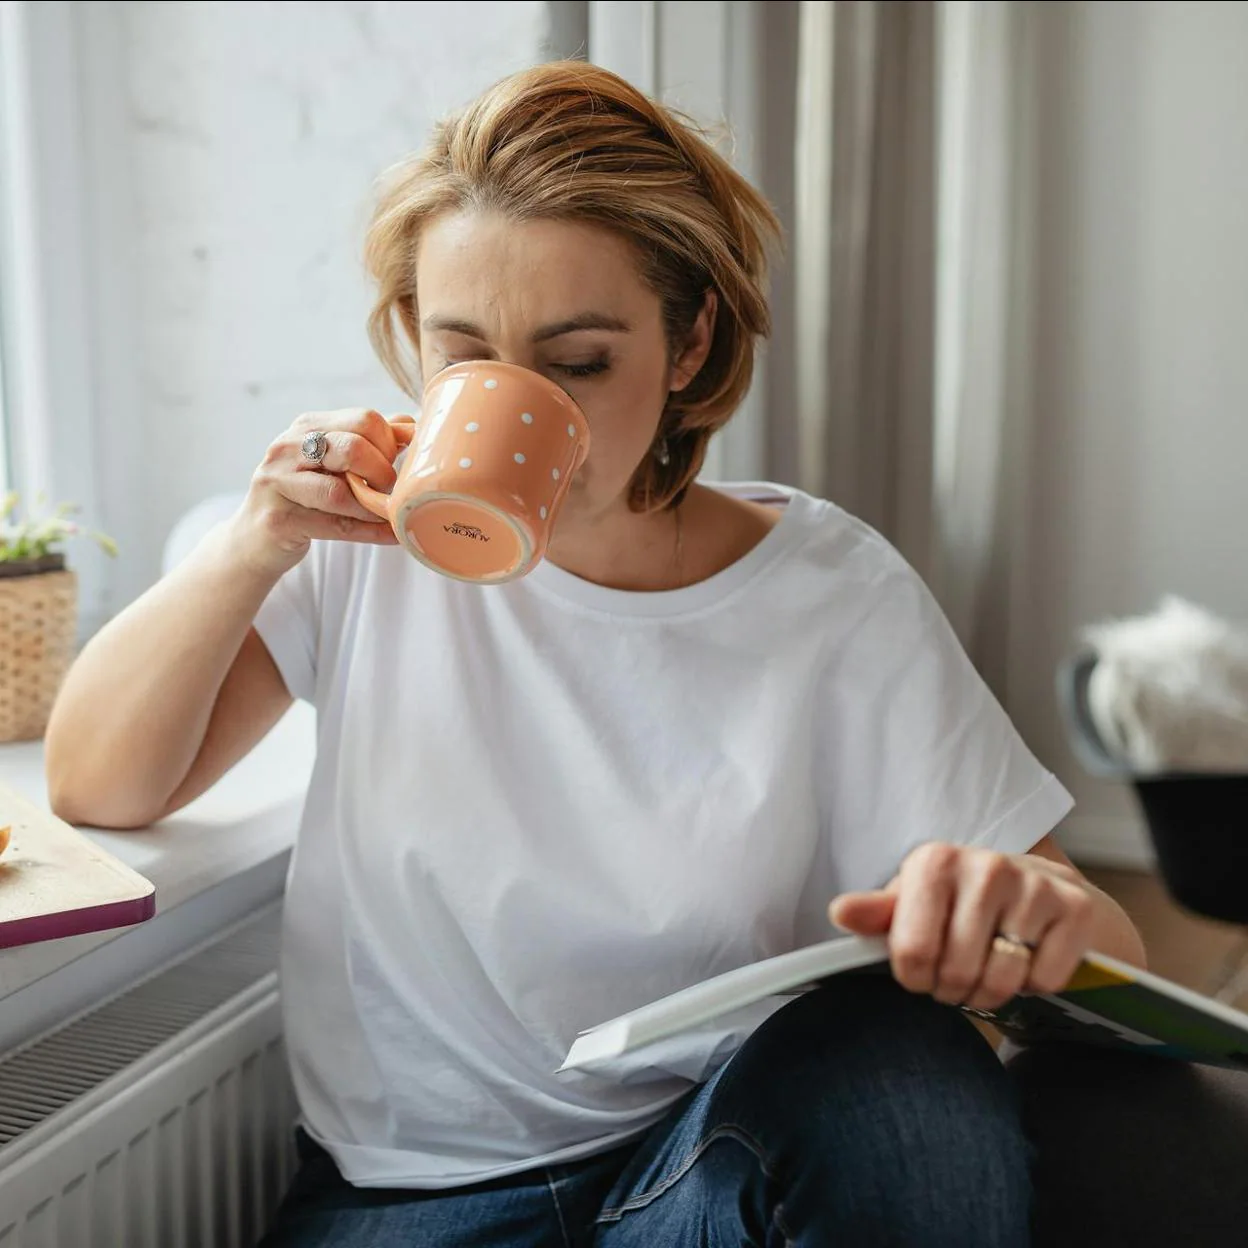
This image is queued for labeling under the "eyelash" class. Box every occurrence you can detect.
[554,358,610,378]
[440,356,610,379]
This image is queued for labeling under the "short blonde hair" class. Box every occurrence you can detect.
[365,62,781,511]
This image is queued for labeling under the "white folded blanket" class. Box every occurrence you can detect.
[1084,596,1248,774]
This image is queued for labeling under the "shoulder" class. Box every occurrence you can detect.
[711,484,971,693]
[720,482,925,606]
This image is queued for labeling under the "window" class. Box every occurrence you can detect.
[0,278,10,496]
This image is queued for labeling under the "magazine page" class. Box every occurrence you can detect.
[559,935,889,1072]
[975,953,1248,1070]
[560,940,1248,1074]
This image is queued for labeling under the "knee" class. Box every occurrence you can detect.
[711,977,1032,1241]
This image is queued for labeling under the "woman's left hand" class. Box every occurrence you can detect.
[828,843,1099,1012]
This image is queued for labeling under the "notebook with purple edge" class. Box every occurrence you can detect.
[0,781,156,949]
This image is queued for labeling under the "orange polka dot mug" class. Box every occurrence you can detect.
[346,361,591,583]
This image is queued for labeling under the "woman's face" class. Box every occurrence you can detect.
[414,211,711,522]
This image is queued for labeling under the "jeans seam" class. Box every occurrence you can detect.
[595,1122,782,1223]
[772,1199,796,1246]
[547,1170,573,1248]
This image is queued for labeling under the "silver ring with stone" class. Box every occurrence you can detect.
[300,431,330,464]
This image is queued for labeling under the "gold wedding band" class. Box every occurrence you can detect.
[992,934,1035,961]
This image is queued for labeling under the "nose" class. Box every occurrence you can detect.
[490,346,542,373]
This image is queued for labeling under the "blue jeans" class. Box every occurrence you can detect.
[259,977,1031,1246]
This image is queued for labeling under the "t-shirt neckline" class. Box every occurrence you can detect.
[524,483,819,619]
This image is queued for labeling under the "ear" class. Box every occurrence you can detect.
[668,290,718,393]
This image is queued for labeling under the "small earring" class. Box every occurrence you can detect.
[655,438,671,467]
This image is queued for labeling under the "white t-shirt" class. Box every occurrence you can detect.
[253,483,1072,1189]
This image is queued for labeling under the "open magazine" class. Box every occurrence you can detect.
[559,934,1248,1073]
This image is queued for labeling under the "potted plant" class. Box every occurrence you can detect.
[0,492,116,742]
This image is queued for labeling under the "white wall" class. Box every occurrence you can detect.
[1014,0,1248,864]
[73,0,549,612]
[21,1,1247,871]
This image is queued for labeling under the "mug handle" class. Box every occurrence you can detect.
[344,417,417,519]
[345,472,390,519]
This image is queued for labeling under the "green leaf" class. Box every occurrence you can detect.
[0,490,119,562]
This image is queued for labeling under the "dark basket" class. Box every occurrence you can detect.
[1132,775,1248,925]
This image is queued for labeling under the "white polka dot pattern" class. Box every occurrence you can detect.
[551,468,560,480]
[483,379,498,390]
[459,457,473,469]
[514,453,526,464]
[465,422,480,433]
[521,412,534,424]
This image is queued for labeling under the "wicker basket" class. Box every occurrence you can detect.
[0,566,78,742]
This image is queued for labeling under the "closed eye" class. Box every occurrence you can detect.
[553,359,610,378]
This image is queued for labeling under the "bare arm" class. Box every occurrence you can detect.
[45,528,291,827]
[158,628,293,817]
[45,408,410,829]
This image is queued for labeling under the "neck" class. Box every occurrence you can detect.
[547,497,683,592]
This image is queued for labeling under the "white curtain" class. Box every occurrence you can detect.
[790,0,1038,686]
[929,0,1040,688]
[794,0,937,581]
[589,1,1037,684]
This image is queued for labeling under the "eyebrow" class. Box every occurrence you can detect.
[421,312,632,343]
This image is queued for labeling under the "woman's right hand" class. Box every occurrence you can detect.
[232,408,415,577]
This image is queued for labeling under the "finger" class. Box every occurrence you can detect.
[888,843,960,995]
[279,469,387,523]
[255,496,399,551]
[965,938,1037,1013]
[828,890,896,935]
[1026,885,1097,996]
[966,879,1067,1011]
[932,850,1018,1006]
[295,431,398,489]
[348,407,405,461]
[297,510,401,546]
[295,408,403,461]
[392,415,418,444]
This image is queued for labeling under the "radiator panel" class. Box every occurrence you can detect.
[0,907,296,1247]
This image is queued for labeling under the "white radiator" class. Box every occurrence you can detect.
[0,906,298,1248]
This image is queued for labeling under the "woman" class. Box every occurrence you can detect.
[46,62,1143,1247]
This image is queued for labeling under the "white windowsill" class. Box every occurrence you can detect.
[0,703,315,1050]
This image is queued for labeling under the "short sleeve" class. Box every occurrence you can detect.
[253,546,323,704]
[817,541,1074,889]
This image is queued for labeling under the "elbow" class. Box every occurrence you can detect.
[45,724,160,832]
[46,772,83,826]
[47,778,160,831]
[47,766,162,830]
[44,723,87,825]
